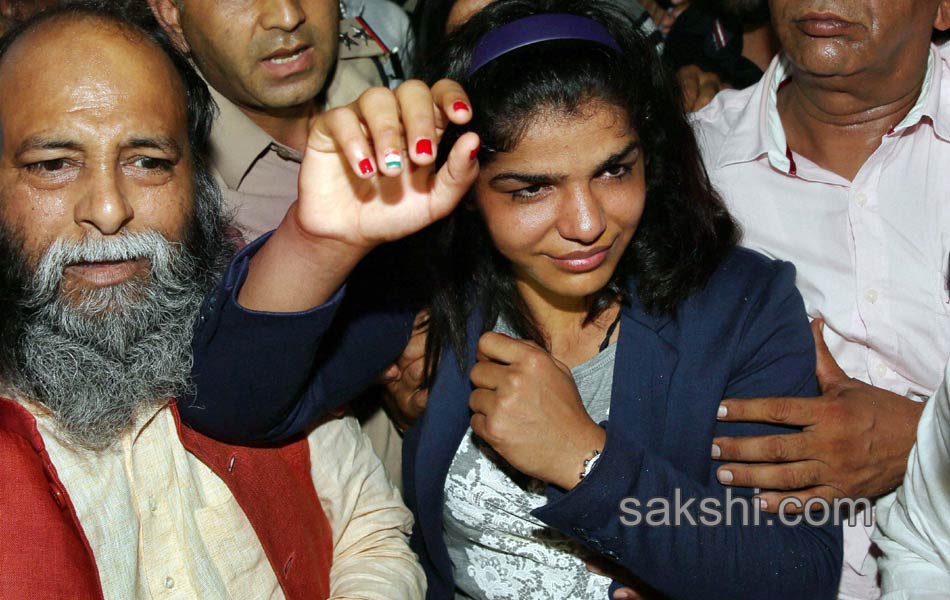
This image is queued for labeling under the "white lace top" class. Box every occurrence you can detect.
[443,332,616,600]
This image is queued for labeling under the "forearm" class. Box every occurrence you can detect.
[875,375,950,596]
[534,435,842,599]
[185,234,415,444]
[238,202,372,312]
[313,418,426,599]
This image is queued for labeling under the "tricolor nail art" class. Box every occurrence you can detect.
[384,150,403,170]
[453,101,470,113]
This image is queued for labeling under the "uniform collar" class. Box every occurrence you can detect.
[207,85,303,191]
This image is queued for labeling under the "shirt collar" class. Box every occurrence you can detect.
[207,85,304,190]
[716,45,944,170]
[894,45,950,141]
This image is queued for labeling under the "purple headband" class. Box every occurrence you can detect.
[467,13,622,77]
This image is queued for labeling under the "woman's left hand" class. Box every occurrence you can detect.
[469,332,606,490]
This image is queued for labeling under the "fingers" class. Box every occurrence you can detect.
[382,376,429,432]
[317,80,470,181]
[585,562,606,577]
[475,331,534,365]
[470,360,509,390]
[718,395,820,427]
[694,73,721,111]
[413,308,430,330]
[811,318,848,388]
[357,87,407,176]
[377,363,401,385]
[396,80,439,167]
[712,431,814,463]
[428,130,481,221]
[431,78,472,130]
[677,65,700,111]
[716,460,825,493]
[408,387,429,418]
[397,326,428,370]
[470,411,489,440]
[319,105,377,177]
[469,387,495,415]
[677,65,725,112]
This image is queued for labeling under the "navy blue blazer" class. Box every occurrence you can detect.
[184,238,843,599]
[402,248,842,600]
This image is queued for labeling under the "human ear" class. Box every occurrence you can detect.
[934,0,950,31]
[147,0,190,54]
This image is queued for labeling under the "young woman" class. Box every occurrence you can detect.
[184,1,842,598]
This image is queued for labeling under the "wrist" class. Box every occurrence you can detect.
[236,203,372,312]
[286,202,375,264]
[555,424,606,491]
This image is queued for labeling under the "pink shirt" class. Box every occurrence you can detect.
[693,44,950,600]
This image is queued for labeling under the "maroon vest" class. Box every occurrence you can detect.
[0,398,333,599]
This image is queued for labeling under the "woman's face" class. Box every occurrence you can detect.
[474,99,646,305]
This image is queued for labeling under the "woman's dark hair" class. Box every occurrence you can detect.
[410,0,460,74]
[0,0,233,275]
[419,0,740,383]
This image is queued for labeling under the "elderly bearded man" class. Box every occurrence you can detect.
[0,4,424,599]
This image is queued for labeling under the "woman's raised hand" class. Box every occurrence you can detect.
[297,79,481,250]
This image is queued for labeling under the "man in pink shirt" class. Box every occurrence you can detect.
[693,1,950,598]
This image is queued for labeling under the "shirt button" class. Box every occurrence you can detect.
[148,497,157,513]
[864,289,879,304]
[164,576,175,590]
[875,363,889,377]
[855,192,868,207]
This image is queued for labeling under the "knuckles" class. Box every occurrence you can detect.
[765,437,790,462]
[780,466,817,491]
[766,397,795,424]
[358,85,396,107]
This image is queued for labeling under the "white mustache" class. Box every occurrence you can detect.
[27,231,178,306]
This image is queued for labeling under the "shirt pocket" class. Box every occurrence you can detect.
[193,495,284,600]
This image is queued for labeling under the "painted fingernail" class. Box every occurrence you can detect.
[453,101,470,113]
[358,158,374,175]
[415,138,433,156]
[384,150,402,171]
[711,444,721,458]
[717,404,727,419]
[718,469,733,483]
[470,144,480,161]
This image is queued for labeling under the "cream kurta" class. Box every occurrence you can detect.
[20,399,424,600]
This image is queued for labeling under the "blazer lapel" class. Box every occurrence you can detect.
[409,311,483,584]
[610,293,680,452]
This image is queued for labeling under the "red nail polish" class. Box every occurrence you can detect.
[453,101,470,113]
[416,138,433,156]
[469,145,480,161]
[358,158,374,175]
